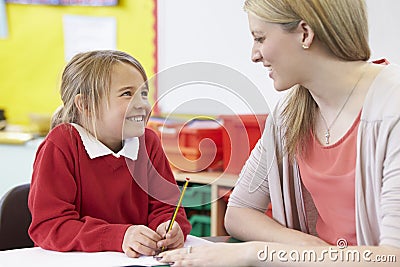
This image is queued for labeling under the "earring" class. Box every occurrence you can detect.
[302,44,309,49]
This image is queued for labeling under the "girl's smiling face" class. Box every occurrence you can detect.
[95,61,151,152]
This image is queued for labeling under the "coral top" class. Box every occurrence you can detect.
[297,112,361,246]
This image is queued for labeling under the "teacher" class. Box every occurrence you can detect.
[159,0,400,265]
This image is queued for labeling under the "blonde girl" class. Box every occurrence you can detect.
[29,50,191,258]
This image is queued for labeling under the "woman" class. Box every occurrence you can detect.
[158,0,400,266]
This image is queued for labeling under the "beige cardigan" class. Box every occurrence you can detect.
[228,64,400,248]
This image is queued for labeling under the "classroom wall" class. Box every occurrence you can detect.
[157,0,275,116]
[0,0,155,125]
[157,0,400,116]
[3,0,398,124]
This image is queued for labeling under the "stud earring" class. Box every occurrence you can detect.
[302,44,309,49]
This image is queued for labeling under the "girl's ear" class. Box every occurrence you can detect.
[74,94,84,113]
[298,20,315,49]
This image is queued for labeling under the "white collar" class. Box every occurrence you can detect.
[71,123,139,161]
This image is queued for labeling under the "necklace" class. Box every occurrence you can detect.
[319,64,369,145]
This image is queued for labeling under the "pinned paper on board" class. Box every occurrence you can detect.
[63,14,116,62]
[0,0,8,39]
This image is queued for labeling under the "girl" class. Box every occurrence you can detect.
[159,0,400,266]
[28,50,191,258]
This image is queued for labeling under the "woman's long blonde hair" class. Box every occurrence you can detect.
[51,50,148,137]
[244,0,371,159]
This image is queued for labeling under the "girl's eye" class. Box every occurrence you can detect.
[121,91,132,97]
[141,90,149,97]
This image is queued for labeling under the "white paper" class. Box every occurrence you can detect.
[63,14,116,62]
[0,235,213,267]
[183,234,213,247]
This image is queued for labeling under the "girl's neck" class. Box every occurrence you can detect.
[97,135,123,153]
[81,122,123,153]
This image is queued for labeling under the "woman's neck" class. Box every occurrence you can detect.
[306,61,369,110]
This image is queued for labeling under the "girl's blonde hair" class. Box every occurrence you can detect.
[51,50,148,137]
[244,0,371,159]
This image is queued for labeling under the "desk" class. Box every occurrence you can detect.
[0,235,213,267]
[173,170,238,236]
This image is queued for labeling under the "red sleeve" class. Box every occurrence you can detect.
[144,129,192,237]
[28,127,129,252]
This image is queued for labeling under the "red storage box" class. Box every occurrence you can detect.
[159,119,223,172]
[219,114,267,174]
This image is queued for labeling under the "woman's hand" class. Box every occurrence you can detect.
[122,225,162,258]
[157,243,247,267]
[288,228,330,246]
[156,220,184,250]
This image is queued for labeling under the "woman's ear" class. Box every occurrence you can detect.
[298,20,314,49]
[74,94,84,113]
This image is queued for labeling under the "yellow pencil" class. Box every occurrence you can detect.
[161,177,190,252]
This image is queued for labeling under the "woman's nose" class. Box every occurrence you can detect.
[251,49,262,63]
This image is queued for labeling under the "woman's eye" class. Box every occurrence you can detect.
[254,37,264,43]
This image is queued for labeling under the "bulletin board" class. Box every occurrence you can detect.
[0,0,155,125]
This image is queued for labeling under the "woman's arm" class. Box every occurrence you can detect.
[225,206,327,246]
[225,122,326,246]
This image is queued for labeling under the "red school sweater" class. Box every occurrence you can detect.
[28,124,191,252]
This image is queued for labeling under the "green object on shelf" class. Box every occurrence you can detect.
[189,214,210,237]
[182,185,211,210]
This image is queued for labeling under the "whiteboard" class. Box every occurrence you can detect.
[366,0,400,63]
[156,0,400,115]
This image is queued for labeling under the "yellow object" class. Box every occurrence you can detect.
[29,113,52,136]
[160,177,190,252]
[167,178,190,232]
[0,0,155,125]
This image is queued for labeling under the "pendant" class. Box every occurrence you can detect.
[324,129,330,145]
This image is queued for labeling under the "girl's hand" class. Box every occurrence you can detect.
[122,225,162,258]
[157,243,246,267]
[156,221,184,250]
